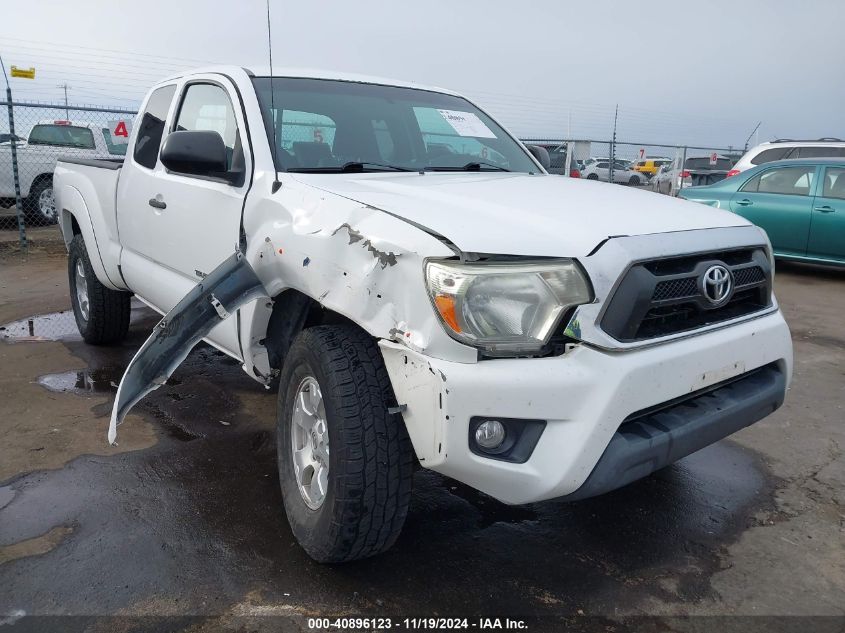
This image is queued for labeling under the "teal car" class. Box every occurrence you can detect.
[679,158,845,266]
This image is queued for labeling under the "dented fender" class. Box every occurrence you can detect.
[108,252,267,444]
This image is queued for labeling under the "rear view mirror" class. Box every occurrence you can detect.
[160,130,228,178]
[526,145,551,170]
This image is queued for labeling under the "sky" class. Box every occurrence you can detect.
[2,0,844,149]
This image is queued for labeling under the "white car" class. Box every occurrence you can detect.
[0,120,130,223]
[55,66,793,563]
[728,138,845,177]
[581,159,648,185]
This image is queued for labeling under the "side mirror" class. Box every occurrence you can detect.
[526,145,551,170]
[160,130,228,178]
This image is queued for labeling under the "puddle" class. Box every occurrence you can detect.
[0,311,81,343]
[36,368,123,396]
[0,487,15,511]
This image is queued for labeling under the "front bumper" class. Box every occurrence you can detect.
[380,309,792,505]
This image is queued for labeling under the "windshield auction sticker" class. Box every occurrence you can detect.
[437,110,496,138]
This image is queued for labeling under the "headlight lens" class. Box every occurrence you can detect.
[425,260,592,355]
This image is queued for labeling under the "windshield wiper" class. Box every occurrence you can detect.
[426,162,510,172]
[287,161,412,173]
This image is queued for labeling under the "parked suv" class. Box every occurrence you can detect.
[728,138,845,178]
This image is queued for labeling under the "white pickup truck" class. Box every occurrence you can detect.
[54,66,793,563]
[1,120,128,223]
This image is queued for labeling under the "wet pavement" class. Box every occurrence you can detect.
[0,254,843,632]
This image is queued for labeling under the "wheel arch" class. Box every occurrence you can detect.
[57,187,121,290]
[254,288,365,377]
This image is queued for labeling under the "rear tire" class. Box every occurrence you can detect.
[68,234,131,345]
[25,177,58,225]
[276,325,414,563]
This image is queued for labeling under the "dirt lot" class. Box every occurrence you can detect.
[0,243,843,633]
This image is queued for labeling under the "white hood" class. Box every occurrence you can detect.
[294,172,748,257]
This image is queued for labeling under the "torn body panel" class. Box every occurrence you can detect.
[108,252,267,444]
[239,173,478,381]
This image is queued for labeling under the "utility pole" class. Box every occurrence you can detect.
[609,104,618,185]
[0,54,27,251]
[57,83,70,119]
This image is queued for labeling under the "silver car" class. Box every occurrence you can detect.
[581,160,648,185]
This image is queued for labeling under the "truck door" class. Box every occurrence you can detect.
[729,165,816,257]
[807,166,845,263]
[118,77,252,357]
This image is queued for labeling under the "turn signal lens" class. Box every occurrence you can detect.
[434,294,461,333]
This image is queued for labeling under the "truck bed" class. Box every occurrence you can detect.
[54,157,126,289]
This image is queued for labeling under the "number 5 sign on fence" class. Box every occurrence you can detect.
[107,120,133,145]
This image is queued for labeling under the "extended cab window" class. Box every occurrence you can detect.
[741,166,815,196]
[174,83,241,171]
[134,84,176,169]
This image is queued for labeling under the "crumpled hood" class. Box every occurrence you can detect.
[293,172,748,257]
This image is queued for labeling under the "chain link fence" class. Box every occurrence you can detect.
[521,138,744,194]
[1,99,136,250]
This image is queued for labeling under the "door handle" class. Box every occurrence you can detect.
[735,199,753,207]
[814,205,835,213]
[148,198,166,210]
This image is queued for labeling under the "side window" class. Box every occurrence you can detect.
[743,167,816,196]
[749,147,791,166]
[822,167,845,200]
[134,85,176,169]
[175,83,240,170]
[797,146,841,158]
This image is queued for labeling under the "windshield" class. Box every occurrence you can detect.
[251,77,538,173]
[28,124,95,149]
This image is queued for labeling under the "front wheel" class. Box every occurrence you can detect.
[586,173,599,180]
[68,234,131,344]
[276,325,414,563]
[629,176,640,186]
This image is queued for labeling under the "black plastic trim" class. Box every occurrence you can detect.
[57,157,123,170]
[562,363,786,502]
[468,417,546,463]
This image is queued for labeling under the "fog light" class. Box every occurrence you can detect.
[475,420,506,450]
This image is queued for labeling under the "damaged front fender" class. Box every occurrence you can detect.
[108,252,268,445]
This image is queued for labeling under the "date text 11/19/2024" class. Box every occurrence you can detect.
[307,617,529,630]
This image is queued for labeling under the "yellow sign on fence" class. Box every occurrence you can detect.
[10,66,36,79]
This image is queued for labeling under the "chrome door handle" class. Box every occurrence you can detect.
[735,199,753,207]
[814,205,835,213]
[148,198,166,210]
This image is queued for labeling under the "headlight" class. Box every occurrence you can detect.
[425,259,592,356]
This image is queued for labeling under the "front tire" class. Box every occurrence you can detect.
[68,234,131,344]
[277,325,414,563]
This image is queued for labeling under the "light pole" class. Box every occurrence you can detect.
[0,54,27,250]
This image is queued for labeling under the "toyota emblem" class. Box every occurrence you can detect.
[700,264,733,306]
